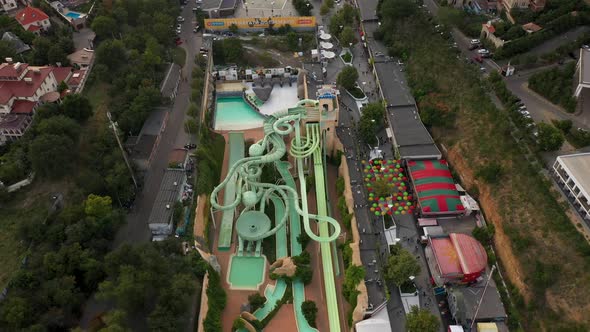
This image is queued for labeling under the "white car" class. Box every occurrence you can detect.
[470,39,480,45]
[477,49,490,55]
[177,16,184,22]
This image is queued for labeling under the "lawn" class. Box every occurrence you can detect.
[173,47,187,67]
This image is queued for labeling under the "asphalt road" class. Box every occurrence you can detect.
[79,7,201,327]
[113,6,201,247]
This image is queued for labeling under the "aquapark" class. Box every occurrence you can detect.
[208,96,343,331]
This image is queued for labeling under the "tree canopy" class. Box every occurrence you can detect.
[537,122,564,151]
[405,306,440,332]
[337,65,359,91]
[385,245,421,286]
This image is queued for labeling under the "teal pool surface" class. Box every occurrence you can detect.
[215,96,264,130]
[65,11,82,19]
[228,255,266,290]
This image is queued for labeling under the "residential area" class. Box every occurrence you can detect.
[0,0,589,331]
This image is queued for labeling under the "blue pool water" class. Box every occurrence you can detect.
[65,12,82,19]
[215,96,265,130]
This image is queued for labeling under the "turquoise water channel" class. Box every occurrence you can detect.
[214,96,265,130]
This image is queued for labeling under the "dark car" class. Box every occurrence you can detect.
[184,143,197,150]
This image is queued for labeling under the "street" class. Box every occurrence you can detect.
[79,6,202,328]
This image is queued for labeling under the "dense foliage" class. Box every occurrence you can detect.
[301,300,318,328]
[292,0,313,16]
[0,195,124,330]
[528,62,577,113]
[203,268,227,332]
[384,244,421,286]
[96,241,207,331]
[357,103,385,146]
[405,306,440,332]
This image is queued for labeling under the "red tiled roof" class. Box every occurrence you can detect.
[27,25,41,32]
[483,23,495,34]
[52,67,72,84]
[0,66,52,104]
[0,62,29,79]
[67,69,86,87]
[11,100,36,114]
[16,6,49,26]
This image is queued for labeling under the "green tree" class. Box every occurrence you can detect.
[96,39,128,71]
[537,122,564,151]
[92,16,117,40]
[48,44,68,65]
[84,194,113,218]
[551,119,573,134]
[326,0,335,8]
[0,297,29,329]
[385,246,421,286]
[340,26,355,46]
[301,300,318,327]
[248,293,266,311]
[0,40,16,60]
[222,38,244,64]
[57,80,69,93]
[98,310,130,332]
[336,65,359,91]
[320,3,330,15]
[36,115,81,140]
[286,31,299,51]
[29,134,76,178]
[61,94,93,122]
[229,23,239,34]
[405,306,439,332]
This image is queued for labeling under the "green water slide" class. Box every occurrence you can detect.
[211,105,341,331]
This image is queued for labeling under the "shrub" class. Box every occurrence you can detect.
[475,163,503,184]
[248,293,266,312]
[301,300,318,327]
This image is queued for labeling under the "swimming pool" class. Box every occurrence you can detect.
[214,96,265,130]
[65,11,82,19]
[227,255,266,290]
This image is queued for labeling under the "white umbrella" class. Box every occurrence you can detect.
[319,33,331,40]
[321,50,336,59]
[320,41,334,49]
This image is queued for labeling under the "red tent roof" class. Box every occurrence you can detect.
[431,233,487,278]
[407,159,464,214]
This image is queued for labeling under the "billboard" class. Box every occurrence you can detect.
[204,16,316,31]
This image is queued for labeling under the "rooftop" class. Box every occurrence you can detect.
[355,303,392,332]
[407,160,464,214]
[16,6,49,26]
[580,48,590,85]
[430,233,487,278]
[67,48,94,66]
[2,32,30,54]
[386,105,440,159]
[160,63,181,98]
[557,152,590,197]
[448,281,507,324]
[147,169,186,226]
[0,114,30,130]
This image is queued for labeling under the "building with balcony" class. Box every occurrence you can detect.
[0,58,72,144]
[15,6,51,34]
[552,152,590,221]
[0,0,17,13]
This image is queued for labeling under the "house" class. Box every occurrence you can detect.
[67,48,94,68]
[501,0,530,11]
[0,58,72,144]
[481,22,505,48]
[15,6,51,34]
[553,152,590,221]
[0,0,17,12]
[1,32,30,54]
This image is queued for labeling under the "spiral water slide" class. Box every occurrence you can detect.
[210,106,341,331]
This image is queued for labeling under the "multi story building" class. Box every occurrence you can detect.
[0,58,72,144]
[15,6,51,34]
[553,153,590,221]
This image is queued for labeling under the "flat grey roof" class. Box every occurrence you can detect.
[357,0,379,21]
[449,281,507,323]
[581,48,590,85]
[355,304,392,332]
[387,105,441,159]
[374,62,415,107]
[558,152,590,197]
[160,63,181,98]
[148,169,186,225]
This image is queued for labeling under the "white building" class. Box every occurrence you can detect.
[0,0,17,12]
[553,153,590,220]
[574,48,590,98]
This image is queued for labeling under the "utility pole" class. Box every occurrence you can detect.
[470,265,496,330]
[106,111,139,189]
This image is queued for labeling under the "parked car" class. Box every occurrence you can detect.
[477,48,490,55]
[397,59,404,65]
[472,55,483,63]
[177,16,184,22]
[470,39,480,45]
[193,26,200,33]
[184,143,197,150]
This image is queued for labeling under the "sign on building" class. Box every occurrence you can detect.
[204,16,316,31]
